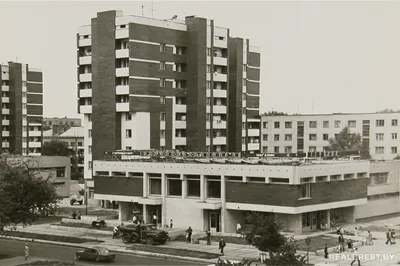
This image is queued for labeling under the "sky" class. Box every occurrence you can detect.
[1,1,400,118]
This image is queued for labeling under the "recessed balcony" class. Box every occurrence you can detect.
[79,89,92,98]
[116,85,129,95]
[79,105,92,114]
[116,49,129,58]
[79,73,92,82]
[116,102,129,112]
[79,56,91,65]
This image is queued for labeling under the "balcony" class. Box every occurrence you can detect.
[79,89,92,98]
[248,128,260,137]
[213,136,227,145]
[2,131,9,137]
[29,142,42,148]
[79,56,91,65]
[213,89,227,98]
[116,85,129,95]
[213,57,228,66]
[213,73,227,82]
[242,144,246,151]
[2,120,9,126]
[214,39,228,48]
[2,109,9,115]
[2,97,9,103]
[2,142,9,148]
[1,85,9,91]
[78,38,91,47]
[2,73,9,80]
[116,102,129,112]
[175,104,187,113]
[116,68,129,77]
[242,130,246,137]
[175,137,186,146]
[243,71,247,79]
[213,105,227,114]
[79,73,92,82]
[116,29,129,39]
[79,105,92,114]
[248,143,260,151]
[116,49,129,58]
[175,120,186,128]
[29,131,42,137]
[208,120,226,129]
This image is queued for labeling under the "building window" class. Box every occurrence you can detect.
[187,178,200,197]
[376,133,384,141]
[160,44,166,52]
[78,142,83,146]
[309,134,317,141]
[392,119,398,126]
[88,161,92,170]
[309,146,317,152]
[263,122,268,129]
[392,133,397,140]
[160,78,166,87]
[391,147,398,154]
[160,96,166,104]
[322,134,329,141]
[334,121,341,128]
[56,168,65,177]
[125,113,132,121]
[88,146,92,154]
[298,183,311,199]
[88,129,92,138]
[274,146,279,153]
[206,65,211,73]
[285,121,292,129]
[168,179,182,196]
[309,121,317,128]
[160,62,166,70]
[284,146,292,153]
[370,173,388,185]
[284,134,292,141]
[207,81,211,89]
[262,134,268,141]
[376,120,385,127]
[160,130,166,139]
[126,129,132,138]
[206,98,211,106]
[206,179,221,198]
[126,146,132,150]
[274,122,280,128]
[160,113,166,121]
[263,146,268,153]
[348,120,356,128]
[88,114,92,122]
[274,134,280,141]
[149,178,161,195]
[207,48,211,56]
[322,121,329,128]
[375,146,384,154]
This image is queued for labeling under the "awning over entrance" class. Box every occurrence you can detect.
[196,201,222,210]
[94,194,162,205]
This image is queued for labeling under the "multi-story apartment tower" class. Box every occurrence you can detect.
[261,112,400,160]
[77,10,261,188]
[0,62,43,155]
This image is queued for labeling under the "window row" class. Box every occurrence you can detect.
[375,146,398,154]
[265,119,399,129]
[148,178,221,198]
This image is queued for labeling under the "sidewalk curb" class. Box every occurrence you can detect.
[0,235,216,264]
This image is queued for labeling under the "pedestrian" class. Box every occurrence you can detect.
[367,231,373,245]
[236,222,242,236]
[24,242,29,260]
[77,211,81,220]
[132,215,137,225]
[324,244,328,259]
[72,210,77,219]
[112,225,119,239]
[338,233,345,252]
[385,230,392,245]
[350,247,361,266]
[206,230,211,245]
[170,219,173,229]
[153,214,157,226]
[391,229,396,244]
[219,238,226,254]
[186,226,193,243]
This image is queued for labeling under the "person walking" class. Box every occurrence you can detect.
[385,230,392,245]
[350,247,361,266]
[24,242,30,260]
[186,226,193,243]
[219,238,226,255]
[77,211,82,220]
[367,231,373,245]
[391,229,396,244]
[324,244,328,259]
[170,219,173,229]
[338,233,345,252]
[152,214,157,227]
[206,230,211,245]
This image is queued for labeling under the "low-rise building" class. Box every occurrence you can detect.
[43,117,81,136]
[92,154,396,233]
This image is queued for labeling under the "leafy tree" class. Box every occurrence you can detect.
[0,156,59,230]
[269,236,307,266]
[327,127,370,159]
[41,140,69,157]
[261,111,288,116]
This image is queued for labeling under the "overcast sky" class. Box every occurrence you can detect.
[1,1,400,118]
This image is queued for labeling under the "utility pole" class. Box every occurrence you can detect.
[141,5,144,16]
[151,2,154,18]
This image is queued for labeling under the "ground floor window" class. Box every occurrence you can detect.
[168,179,182,196]
[149,178,161,195]
[302,213,311,227]
[187,179,200,197]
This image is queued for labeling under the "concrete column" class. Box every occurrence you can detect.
[143,173,148,197]
[118,203,123,223]
[200,174,205,201]
[142,204,147,224]
[182,175,187,199]
[326,210,331,229]
[221,175,226,233]
[161,173,167,228]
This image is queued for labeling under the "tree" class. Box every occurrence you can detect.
[327,127,370,158]
[0,156,59,230]
[261,111,288,116]
[269,236,307,266]
[41,140,69,157]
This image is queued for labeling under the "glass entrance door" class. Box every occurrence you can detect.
[209,212,221,233]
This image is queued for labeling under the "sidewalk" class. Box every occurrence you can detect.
[0,256,47,266]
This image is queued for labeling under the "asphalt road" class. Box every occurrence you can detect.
[0,239,205,266]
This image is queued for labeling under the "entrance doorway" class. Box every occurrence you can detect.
[209,212,221,233]
[147,205,162,227]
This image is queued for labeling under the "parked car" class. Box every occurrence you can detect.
[70,194,83,205]
[119,223,169,245]
[75,247,116,262]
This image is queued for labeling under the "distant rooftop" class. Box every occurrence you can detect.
[59,126,84,138]
[262,112,400,118]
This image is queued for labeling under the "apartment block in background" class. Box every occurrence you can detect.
[77,10,261,193]
[261,112,400,160]
[0,62,43,155]
[43,117,82,135]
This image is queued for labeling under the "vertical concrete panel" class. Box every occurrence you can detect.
[8,63,23,154]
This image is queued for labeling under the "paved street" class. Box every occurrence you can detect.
[0,239,204,266]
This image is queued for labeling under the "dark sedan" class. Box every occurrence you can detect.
[75,246,116,262]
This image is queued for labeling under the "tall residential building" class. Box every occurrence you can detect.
[77,10,261,190]
[0,62,43,155]
[261,112,400,160]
